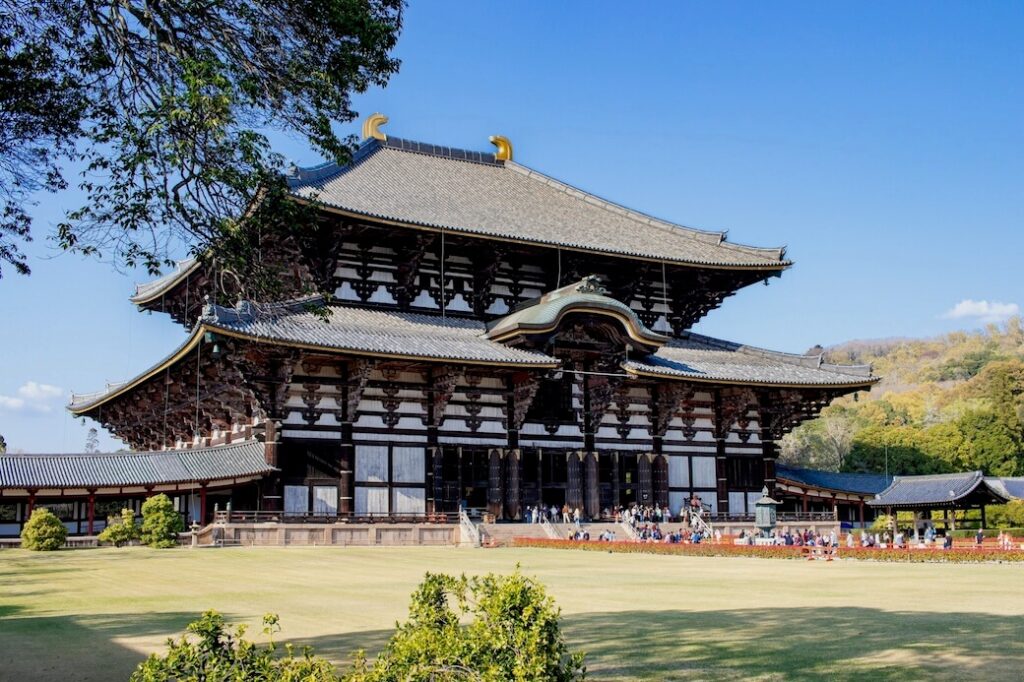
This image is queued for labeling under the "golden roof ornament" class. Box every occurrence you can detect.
[361,112,388,141]
[489,135,513,161]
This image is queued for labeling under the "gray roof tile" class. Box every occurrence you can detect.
[868,471,1012,507]
[287,138,789,269]
[624,333,877,387]
[0,441,272,489]
[777,465,891,495]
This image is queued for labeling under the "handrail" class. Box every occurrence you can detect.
[618,520,639,541]
[540,518,561,540]
[459,509,481,547]
[213,510,460,524]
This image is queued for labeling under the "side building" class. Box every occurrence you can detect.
[0,119,878,535]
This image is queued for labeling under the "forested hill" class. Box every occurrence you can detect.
[779,318,1024,477]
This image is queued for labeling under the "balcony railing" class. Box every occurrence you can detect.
[211,510,460,525]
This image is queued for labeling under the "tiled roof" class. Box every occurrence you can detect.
[776,465,891,496]
[0,441,272,489]
[623,333,877,388]
[868,471,1012,508]
[131,258,199,304]
[983,477,1024,501]
[204,299,559,366]
[287,137,789,269]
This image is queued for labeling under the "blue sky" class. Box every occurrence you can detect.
[1,2,1021,453]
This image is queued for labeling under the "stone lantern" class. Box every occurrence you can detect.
[754,486,782,537]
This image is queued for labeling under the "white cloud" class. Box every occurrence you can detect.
[942,299,1020,324]
[0,381,65,414]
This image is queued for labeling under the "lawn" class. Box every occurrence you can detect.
[1,546,1023,681]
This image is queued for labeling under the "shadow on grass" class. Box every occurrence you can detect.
[559,607,1024,681]
[0,610,225,682]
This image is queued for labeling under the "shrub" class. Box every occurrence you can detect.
[131,611,338,681]
[346,569,586,681]
[141,494,184,548]
[97,508,140,547]
[20,508,67,551]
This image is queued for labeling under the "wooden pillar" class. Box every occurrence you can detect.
[87,492,96,536]
[431,447,445,514]
[802,490,809,514]
[200,484,208,525]
[637,453,653,505]
[610,453,620,509]
[652,454,669,507]
[858,498,865,527]
[487,449,504,520]
[263,418,284,512]
[981,504,987,530]
[505,449,522,520]
[762,436,778,497]
[27,491,36,518]
[566,452,584,511]
[584,452,599,519]
[338,446,354,517]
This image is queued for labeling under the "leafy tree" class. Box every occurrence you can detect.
[141,493,184,548]
[346,570,586,681]
[954,408,1022,476]
[97,507,140,547]
[1,0,403,283]
[131,611,337,681]
[0,434,6,453]
[989,501,1024,529]
[844,425,947,475]
[20,507,67,550]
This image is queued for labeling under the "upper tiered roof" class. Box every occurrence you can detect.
[287,136,790,270]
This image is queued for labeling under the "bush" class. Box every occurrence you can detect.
[20,508,67,551]
[989,501,1024,528]
[97,508,140,547]
[131,611,337,681]
[141,494,184,548]
[346,569,586,681]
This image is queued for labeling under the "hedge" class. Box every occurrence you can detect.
[510,538,1024,563]
[948,528,1024,539]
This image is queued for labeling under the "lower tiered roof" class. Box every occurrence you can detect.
[0,441,272,491]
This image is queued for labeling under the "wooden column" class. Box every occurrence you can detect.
[652,454,669,507]
[338,446,354,516]
[762,435,778,497]
[87,492,96,536]
[566,452,584,511]
[263,419,283,512]
[859,499,865,527]
[505,449,522,520]
[715,440,729,515]
[610,453,620,509]
[431,447,444,514]
[638,454,653,505]
[198,484,208,524]
[981,504,987,530]
[584,452,599,519]
[802,490,809,513]
[487,449,504,520]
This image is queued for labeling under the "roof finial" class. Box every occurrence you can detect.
[489,135,513,161]
[362,112,388,141]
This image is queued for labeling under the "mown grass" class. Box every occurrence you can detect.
[1,545,1022,680]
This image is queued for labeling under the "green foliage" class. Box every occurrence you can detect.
[141,494,184,548]
[131,611,338,681]
[20,508,67,551]
[869,514,892,533]
[97,508,140,547]
[782,325,1024,477]
[1,0,403,283]
[989,501,1024,529]
[346,570,586,682]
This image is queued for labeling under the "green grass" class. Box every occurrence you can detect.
[1,546,1023,680]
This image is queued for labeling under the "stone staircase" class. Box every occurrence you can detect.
[478,522,553,546]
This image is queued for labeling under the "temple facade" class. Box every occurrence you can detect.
[0,117,879,536]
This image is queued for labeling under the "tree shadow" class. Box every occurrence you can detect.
[0,610,228,681]
[559,606,1024,680]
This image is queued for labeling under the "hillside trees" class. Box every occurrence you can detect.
[781,321,1024,477]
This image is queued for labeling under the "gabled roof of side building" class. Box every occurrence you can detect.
[0,441,273,490]
[867,471,1015,508]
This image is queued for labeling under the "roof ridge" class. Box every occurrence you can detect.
[682,331,875,378]
[504,160,787,261]
[3,440,259,459]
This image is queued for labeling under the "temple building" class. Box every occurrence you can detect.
[1,116,885,537]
